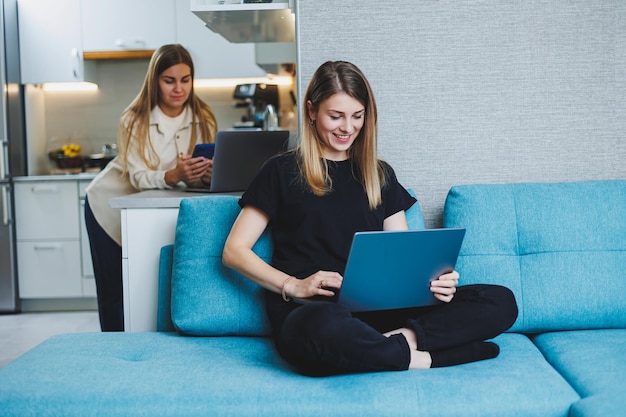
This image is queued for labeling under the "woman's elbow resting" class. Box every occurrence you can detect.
[222,243,240,269]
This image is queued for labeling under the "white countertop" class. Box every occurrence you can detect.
[109,189,243,209]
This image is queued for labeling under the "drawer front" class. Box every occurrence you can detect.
[17,240,83,298]
[15,182,79,240]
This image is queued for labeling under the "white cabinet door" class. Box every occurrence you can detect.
[81,0,176,52]
[175,0,265,78]
[18,0,93,83]
[17,241,83,298]
[14,182,79,240]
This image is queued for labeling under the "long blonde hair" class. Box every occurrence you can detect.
[118,44,217,171]
[297,61,385,209]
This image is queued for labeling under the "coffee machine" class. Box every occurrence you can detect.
[233,83,279,129]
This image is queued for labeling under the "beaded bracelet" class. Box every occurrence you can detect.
[281,277,294,302]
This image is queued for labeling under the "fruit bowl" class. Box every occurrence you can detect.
[48,150,85,169]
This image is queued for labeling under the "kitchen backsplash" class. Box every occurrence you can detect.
[25,59,296,175]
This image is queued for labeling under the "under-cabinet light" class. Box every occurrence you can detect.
[42,82,99,92]
[194,76,293,88]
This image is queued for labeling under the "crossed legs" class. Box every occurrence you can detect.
[276,284,518,375]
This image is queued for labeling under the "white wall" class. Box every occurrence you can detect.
[297,0,626,227]
[39,60,247,148]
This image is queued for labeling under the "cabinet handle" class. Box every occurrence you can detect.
[34,243,62,250]
[0,140,7,180]
[71,47,81,80]
[1,184,9,226]
[31,185,59,193]
[114,38,146,49]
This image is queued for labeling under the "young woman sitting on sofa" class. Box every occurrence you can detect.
[223,60,518,376]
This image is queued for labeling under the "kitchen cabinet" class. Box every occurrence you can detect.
[175,0,265,78]
[190,0,295,43]
[18,0,95,84]
[14,178,96,299]
[81,0,176,53]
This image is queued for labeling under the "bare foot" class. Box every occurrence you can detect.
[409,350,432,369]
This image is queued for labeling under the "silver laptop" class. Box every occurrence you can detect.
[186,130,289,193]
[337,228,466,312]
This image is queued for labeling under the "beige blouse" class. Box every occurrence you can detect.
[86,105,204,245]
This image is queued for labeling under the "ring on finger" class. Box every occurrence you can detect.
[318,280,325,289]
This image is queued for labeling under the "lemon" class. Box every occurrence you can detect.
[61,143,81,157]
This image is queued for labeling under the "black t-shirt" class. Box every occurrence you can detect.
[239,152,417,329]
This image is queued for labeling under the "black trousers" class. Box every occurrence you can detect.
[276,284,518,375]
[84,197,124,331]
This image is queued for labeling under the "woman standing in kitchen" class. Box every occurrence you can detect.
[223,60,518,375]
[85,44,218,331]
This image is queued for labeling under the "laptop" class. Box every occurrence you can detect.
[336,228,466,312]
[185,130,290,193]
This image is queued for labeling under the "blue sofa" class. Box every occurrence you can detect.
[0,180,624,417]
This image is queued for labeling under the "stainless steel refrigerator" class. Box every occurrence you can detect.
[0,0,27,313]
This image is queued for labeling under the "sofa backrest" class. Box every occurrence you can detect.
[443,180,626,333]
[168,191,425,336]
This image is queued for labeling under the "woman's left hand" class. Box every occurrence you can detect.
[164,155,212,186]
[185,155,212,181]
[430,270,459,303]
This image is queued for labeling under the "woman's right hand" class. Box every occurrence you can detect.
[223,206,343,302]
[285,271,343,300]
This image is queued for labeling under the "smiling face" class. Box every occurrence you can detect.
[308,92,365,161]
[158,63,192,117]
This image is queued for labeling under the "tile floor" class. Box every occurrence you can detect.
[0,311,100,368]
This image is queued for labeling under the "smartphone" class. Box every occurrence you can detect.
[192,143,215,159]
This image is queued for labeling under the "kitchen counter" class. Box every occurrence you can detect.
[109,189,242,209]
[111,189,242,332]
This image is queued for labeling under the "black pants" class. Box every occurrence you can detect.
[276,284,518,375]
[84,197,124,331]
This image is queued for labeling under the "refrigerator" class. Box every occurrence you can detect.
[0,0,27,313]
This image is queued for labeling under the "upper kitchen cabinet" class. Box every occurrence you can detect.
[81,0,176,55]
[175,0,265,78]
[18,0,95,84]
[190,0,295,43]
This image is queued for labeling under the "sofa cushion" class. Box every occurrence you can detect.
[532,329,626,399]
[170,191,424,337]
[170,195,273,336]
[568,394,626,417]
[0,332,578,417]
[443,180,626,333]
